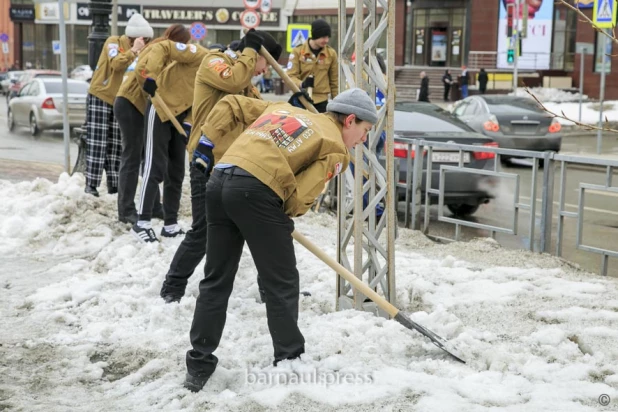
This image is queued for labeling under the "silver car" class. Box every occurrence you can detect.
[7,78,89,136]
[1,71,24,95]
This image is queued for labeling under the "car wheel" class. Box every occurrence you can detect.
[30,113,41,136]
[447,203,480,217]
[7,109,14,131]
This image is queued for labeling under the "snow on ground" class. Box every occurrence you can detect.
[508,88,618,126]
[1,173,618,412]
[510,87,587,103]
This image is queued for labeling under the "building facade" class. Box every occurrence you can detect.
[7,0,292,72]
[4,0,616,99]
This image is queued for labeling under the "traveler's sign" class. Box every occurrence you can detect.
[141,6,279,27]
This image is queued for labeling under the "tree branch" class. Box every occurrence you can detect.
[524,88,618,134]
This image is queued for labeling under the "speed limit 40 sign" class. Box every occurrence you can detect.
[240,9,260,29]
[243,0,261,9]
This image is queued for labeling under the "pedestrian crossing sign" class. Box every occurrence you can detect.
[593,0,617,28]
[286,24,311,52]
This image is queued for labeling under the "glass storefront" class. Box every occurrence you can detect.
[406,8,465,67]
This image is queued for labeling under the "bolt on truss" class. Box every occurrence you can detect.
[336,0,397,315]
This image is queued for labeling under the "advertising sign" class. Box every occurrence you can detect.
[497,0,554,69]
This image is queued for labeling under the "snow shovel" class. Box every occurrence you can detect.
[258,46,331,210]
[257,44,318,115]
[151,94,187,138]
[292,230,466,364]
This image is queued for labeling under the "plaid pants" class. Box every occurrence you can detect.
[85,94,122,189]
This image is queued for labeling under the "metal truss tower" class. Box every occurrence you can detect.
[336,0,396,315]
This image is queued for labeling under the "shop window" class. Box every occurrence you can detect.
[551,6,577,70]
[594,30,612,73]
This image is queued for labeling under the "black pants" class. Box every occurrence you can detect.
[114,97,161,221]
[138,102,186,224]
[186,167,305,378]
[161,164,208,298]
[314,100,328,113]
[443,85,450,101]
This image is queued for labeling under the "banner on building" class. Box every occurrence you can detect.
[140,6,279,27]
[10,5,35,22]
[496,0,554,69]
[76,3,142,22]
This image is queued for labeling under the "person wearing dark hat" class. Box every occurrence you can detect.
[183,88,377,392]
[159,29,283,302]
[287,18,338,113]
[84,13,153,197]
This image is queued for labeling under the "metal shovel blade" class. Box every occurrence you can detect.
[394,312,466,364]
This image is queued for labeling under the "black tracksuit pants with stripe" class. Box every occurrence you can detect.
[138,102,186,225]
[114,97,161,221]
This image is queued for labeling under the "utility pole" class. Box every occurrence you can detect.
[512,0,519,91]
[597,31,608,154]
[111,0,118,36]
[578,48,585,123]
[87,0,112,71]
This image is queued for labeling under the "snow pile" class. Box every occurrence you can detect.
[510,87,585,103]
[1,174,618,411]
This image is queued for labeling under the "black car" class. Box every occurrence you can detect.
[386,102,498,217]
[452,95,562,160]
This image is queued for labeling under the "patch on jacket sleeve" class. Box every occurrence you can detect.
[289,53,294,60]
[108,48,119,58]
[176,43,187,51]
[108,43,119,50]
[220,67,232,79]
[286,61,293,70]
[334,162,343,176]
[189,44,197,54]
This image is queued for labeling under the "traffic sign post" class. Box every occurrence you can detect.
[240,10,260,29]
[52,40,62,55]
[260,0,272,12]
[286,24,311,52]
[593,0,617,28]
[243,0,261,10]
[190,22,207,41]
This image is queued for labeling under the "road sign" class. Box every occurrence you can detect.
[240,10,260,29]
[52,40,61,55]
[593,0,616,28]
[190,22,207,41]
[260,0,272,13]
[286,24,311,52]
[0,33,8,43]
[243,0,261,10]
[2,43,9,55]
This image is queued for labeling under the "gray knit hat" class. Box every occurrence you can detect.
[326,88,378,124]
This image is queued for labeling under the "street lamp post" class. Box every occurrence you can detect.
[87,0,112,70]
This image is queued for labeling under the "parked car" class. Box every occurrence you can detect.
[7,78,89,136]
[452,95,562,161]
[387,102,498,217]
[70,65,93,82]
[1,71,24,95]
[6,69,62,103]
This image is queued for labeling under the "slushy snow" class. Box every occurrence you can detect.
[1,173,617,411]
